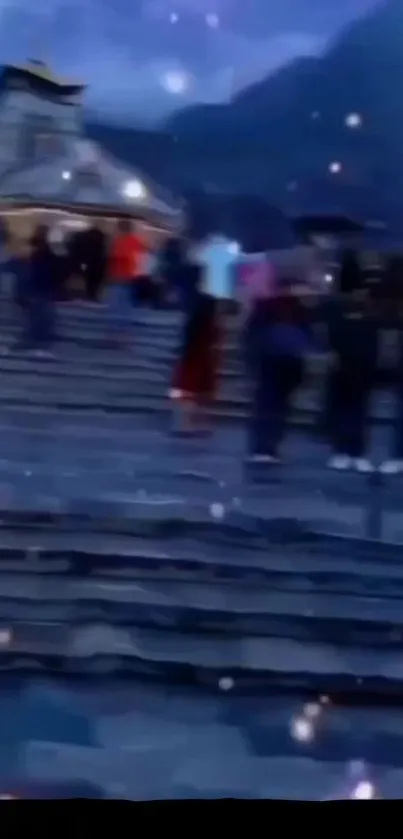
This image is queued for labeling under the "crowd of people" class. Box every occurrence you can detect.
[172,246,403,477]
[2,217,403,476]
[2,218,238,355]
[3,218,155,353]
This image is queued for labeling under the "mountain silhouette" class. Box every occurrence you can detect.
[87,0,403,224]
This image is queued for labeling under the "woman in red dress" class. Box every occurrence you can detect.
[171,265,222,433]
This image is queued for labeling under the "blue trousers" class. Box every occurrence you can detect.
[23,297,55,349]
[248,355,303,456]
[177,281,197,315]
[327,366,372,457]
[105,281,135,333]
[392,387,403,460]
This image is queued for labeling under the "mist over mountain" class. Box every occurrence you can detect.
[0,0,376,123]
[84,0,403,224]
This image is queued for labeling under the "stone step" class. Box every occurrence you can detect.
[0,450,393,493]
[0,415,401,540]
[0,347,388,394]
[0,303,183,327]
[17,690,403,801]
[0,332,303,372]
[0,333,181,358]
[0,309,398,366]
[0,572,401,648]
[0,356,171,379]
[0,340,395,425]
[0,308,397,427]
[0,619,401,697]
[12,680,403,800]
[0,315,181,340]
[0,503,328,539]
[0,498,398,693]
[1,525,403,590]
[0,486,398,549]
[0,387,395,423]
[0,355,324,398]
[0,303,399,358]
[0,343,246,377]
[0,359,249,386]
[0,426,399,503]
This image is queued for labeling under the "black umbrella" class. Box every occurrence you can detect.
[292,214,364,237]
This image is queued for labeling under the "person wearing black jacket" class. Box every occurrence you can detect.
[325,274,378,472]
[81,222,107,302]
[14,225,57,355]
[380,323,403,474]
[374,261,403,475]
[158,236,198,312]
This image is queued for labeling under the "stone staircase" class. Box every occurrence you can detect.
[0,302,401,705]
[0,301,396,423]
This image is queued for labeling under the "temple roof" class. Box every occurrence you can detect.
[0,139,180,222]
[1,60,84,93]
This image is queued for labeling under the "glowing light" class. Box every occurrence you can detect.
[62,170,71,180]
[210,502,225,520]
[290,716,314,743]
[0,629,11,646]
[345,112,362,128]
[329,161,342,174]
[161,70,189,95]
[324,273,333,283]
[351,781,375,800]
[170,11,178,23]
[303,702,321,719]
[228,241,240,255]
[122,179,146,201]
[219,676,234,691]
[206,12,219,28]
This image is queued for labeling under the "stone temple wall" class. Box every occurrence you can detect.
[0,88,82,175]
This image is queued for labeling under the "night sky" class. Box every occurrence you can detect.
[0,0,380,124]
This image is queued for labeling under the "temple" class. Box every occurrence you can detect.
[0,60,179,228]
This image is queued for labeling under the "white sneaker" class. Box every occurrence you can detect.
[379,459,403,475]
[29,349,55,360]
[327,454,351,470]
[353,458,374,474]
[248,454,280,464]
